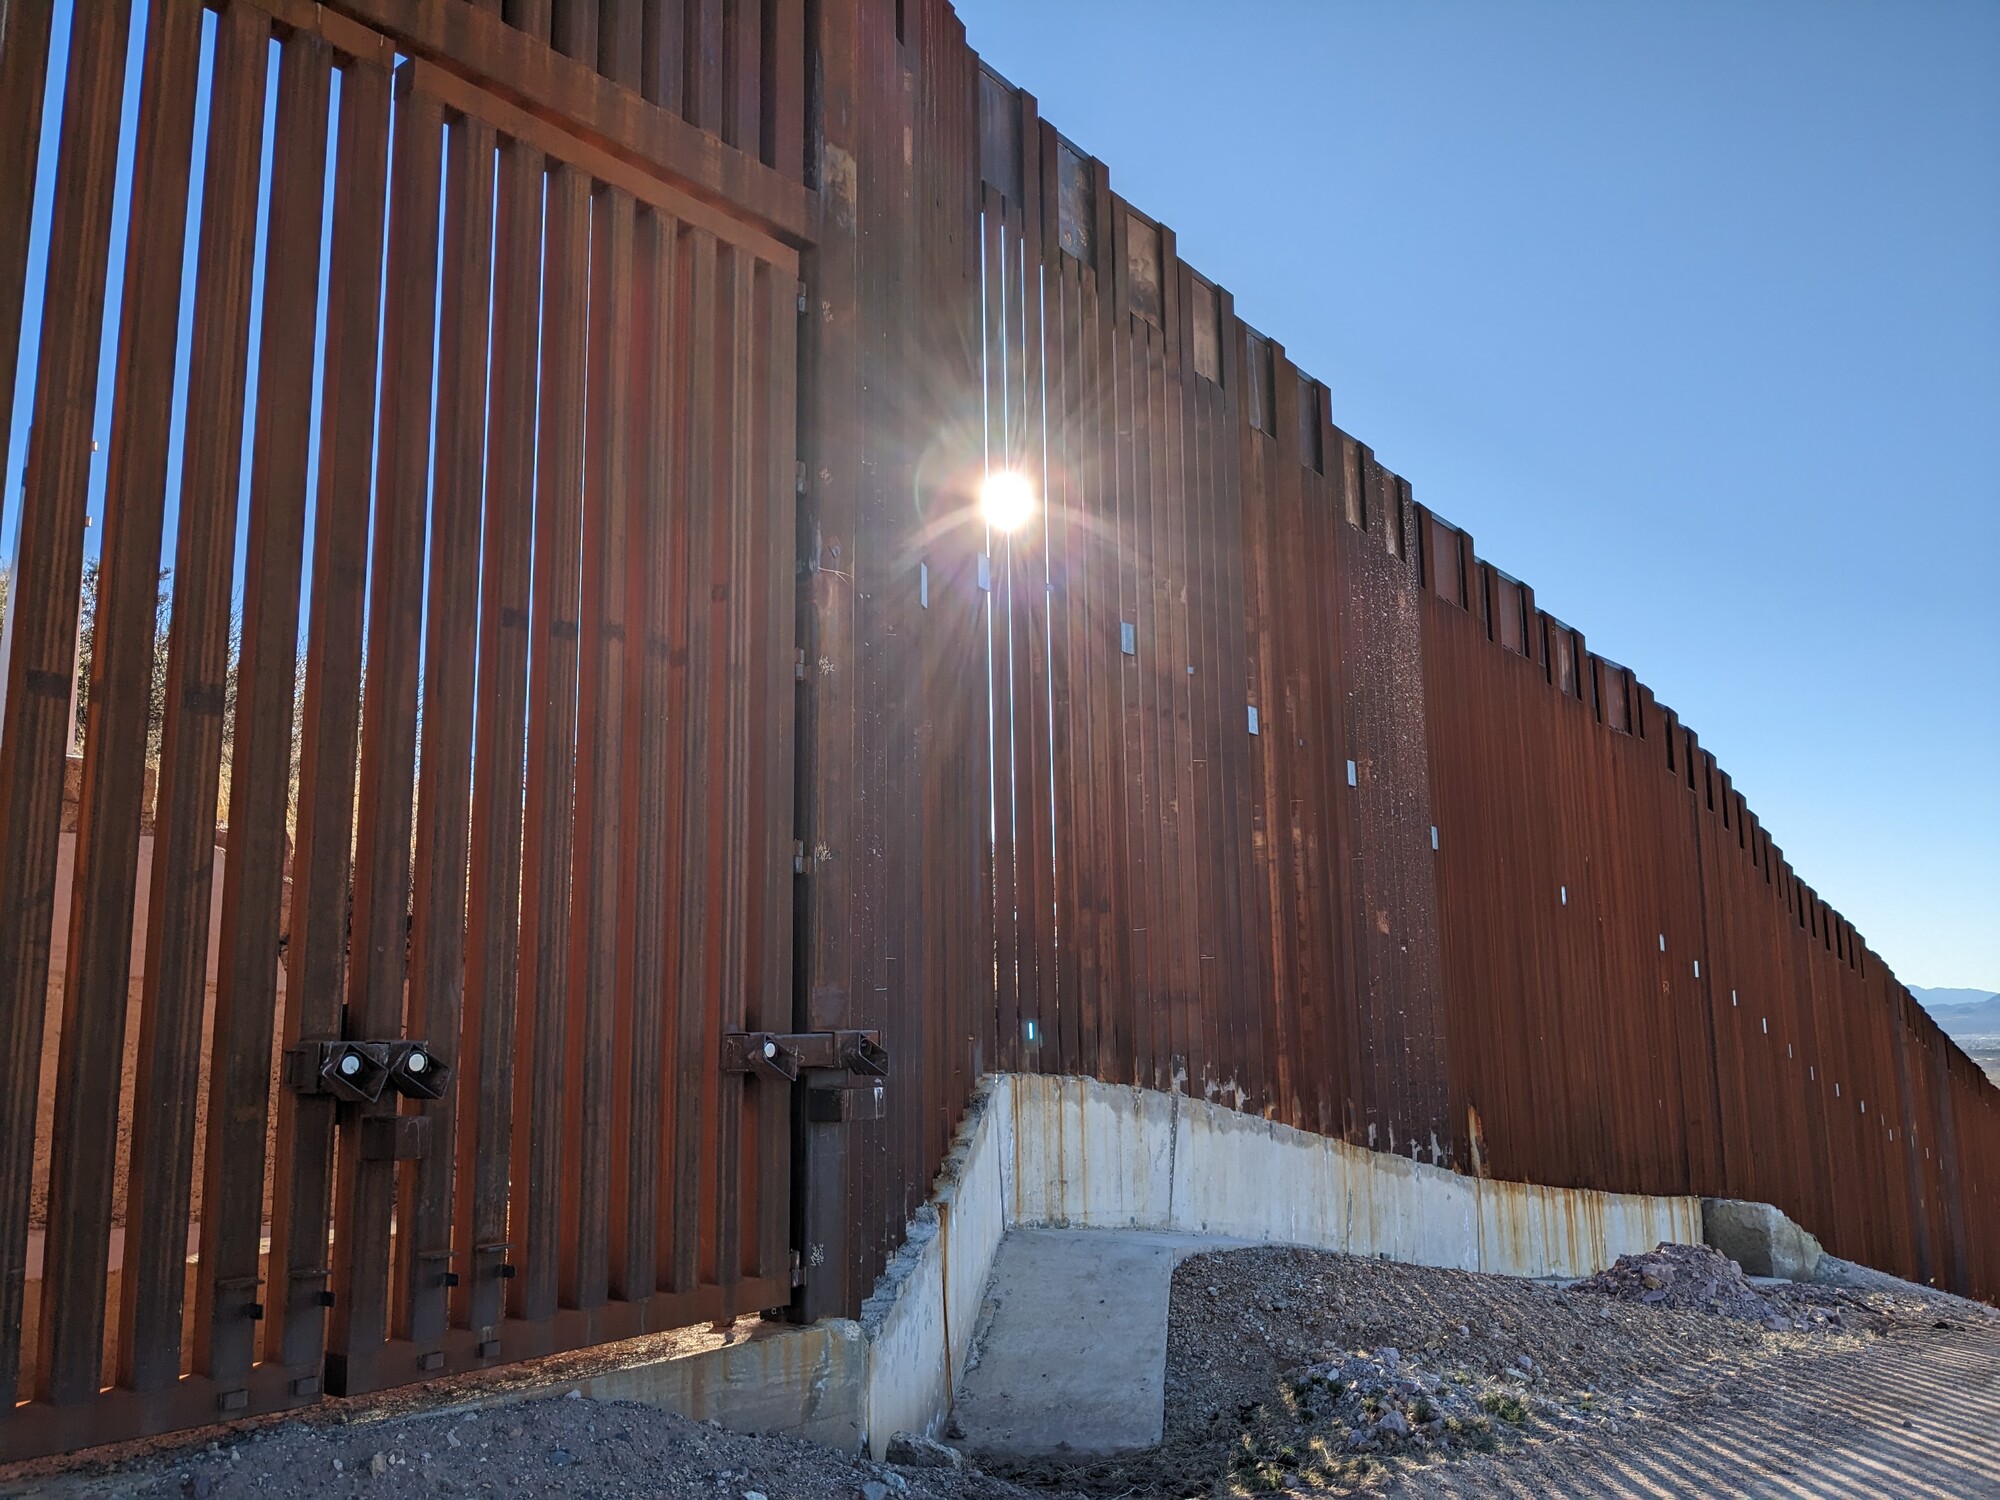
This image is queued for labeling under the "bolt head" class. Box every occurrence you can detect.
[340,1053,362,1076]
[763,1040,778,1059]
[407,1051,428,1073]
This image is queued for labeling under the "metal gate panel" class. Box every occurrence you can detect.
[1,0,804,1460]
[316,54,802,1402]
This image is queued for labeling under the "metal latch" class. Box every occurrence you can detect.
[721,1030,888,1085]
[284,1039,452,1103]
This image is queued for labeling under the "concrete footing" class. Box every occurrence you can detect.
[952,1228,1254,1458]
[557,1319,868,1450]
[546,1074,1698,1458]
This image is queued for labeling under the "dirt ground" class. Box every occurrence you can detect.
[988,1245,2000,1498]
[10,1247,1997,1500]
[5,1391,1069,1500]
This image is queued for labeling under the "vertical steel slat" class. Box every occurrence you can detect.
[753,255,799,1287]
[981,187,1017,1077]
[265,45,391,1386]
[561,181,634,1314]
[510,157,587,1327]
[685,0,721,136]
[723,0,759,155]
[790,0,859,1323]
[649,205,695,1297]
[666,227,719,1296]
[326,66,442,1396]
[711,243,759,1294]
[398,106,496,1353]
[192,22,331,1391]
[7,0,138,1409]
[639,0,684,116]
[453,130,544,1342]
[616,204,678,1305]
[550,0,597,66]
[598,0,641,89]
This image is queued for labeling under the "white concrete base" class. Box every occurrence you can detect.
[857,1076,1011,1457]
[849,1073,1700,1455]
[564,1320,868,1451]
[952,1228,1246,1459]
[1002,1074,1699,1278]
[478,1074,1698,1460]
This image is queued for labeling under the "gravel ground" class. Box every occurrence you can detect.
[11,1247,1995,1500]
[9,1391,1073,1500]
[984,1244,2000,1498]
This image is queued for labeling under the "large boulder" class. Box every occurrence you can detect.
[1702,1198,1824,1282]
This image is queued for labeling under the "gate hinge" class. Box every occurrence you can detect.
[795,459,808,495]
[796,280,808,314]
[794,647,807,682]
[793,838,811,875]
[721,1029,889,1084]
[791,1248,805,1287]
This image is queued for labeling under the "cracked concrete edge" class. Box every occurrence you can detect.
[856,1073,1013,1457]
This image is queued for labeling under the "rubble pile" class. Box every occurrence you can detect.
[1279,1345,1533,1457]
[1573,1242,1795,1325]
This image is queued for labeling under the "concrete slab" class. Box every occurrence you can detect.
[951,1228,1252,1460]
[1703,1196,1824,1281]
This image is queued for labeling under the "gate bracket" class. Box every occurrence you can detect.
[722,1030,887,1085]
[284,1039,452,1103]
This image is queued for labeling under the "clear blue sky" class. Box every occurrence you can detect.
[958,0,1999,992]
[5,3,327,694]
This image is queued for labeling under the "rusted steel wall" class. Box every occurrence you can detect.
[795,0,1999,1318]
[1418,513,1995,1292]
[0,0,808,1460]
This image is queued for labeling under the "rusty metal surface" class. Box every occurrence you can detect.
[796,0,1997,1329]
[1418,508,1995,1293]
[1,0,801,1461]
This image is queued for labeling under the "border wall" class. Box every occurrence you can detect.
[0,0,1991,1461]
[794,0,1998,1317]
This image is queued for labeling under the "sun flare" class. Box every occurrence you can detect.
[978,469,1037,533]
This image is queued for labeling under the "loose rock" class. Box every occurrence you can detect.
[1574,1242,1788,1323]
[885,1432,967,1469]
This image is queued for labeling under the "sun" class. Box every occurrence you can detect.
[979,470,1037,534]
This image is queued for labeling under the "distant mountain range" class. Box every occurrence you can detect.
[1909,986,2000,1037]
